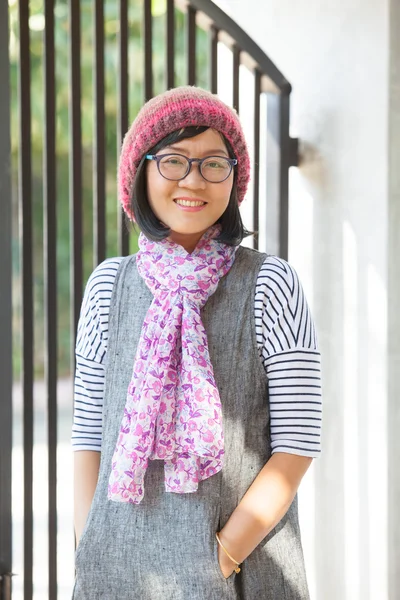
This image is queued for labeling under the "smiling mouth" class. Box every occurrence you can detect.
[174,199,207,207]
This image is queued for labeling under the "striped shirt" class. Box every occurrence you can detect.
[72,255,322,457]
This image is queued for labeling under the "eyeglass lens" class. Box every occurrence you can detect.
[158,155,232,182]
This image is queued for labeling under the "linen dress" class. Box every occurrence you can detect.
[73,246,310,600]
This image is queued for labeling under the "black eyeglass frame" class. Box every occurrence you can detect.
[145,153,238,183]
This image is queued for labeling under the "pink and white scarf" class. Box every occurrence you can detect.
[108,225,238,504]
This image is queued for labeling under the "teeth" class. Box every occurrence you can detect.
[175,199,206,207]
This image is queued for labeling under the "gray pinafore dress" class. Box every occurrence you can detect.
[73,246,309,600]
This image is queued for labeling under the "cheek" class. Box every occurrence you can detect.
[146,168,171,212]
[146,167,159,203]
[219,178,234,206]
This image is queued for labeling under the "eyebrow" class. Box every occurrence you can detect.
[163,144,229,157]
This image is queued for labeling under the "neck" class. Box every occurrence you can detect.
[167,230,208,254]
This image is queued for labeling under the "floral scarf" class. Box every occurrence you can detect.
[108,225,238,504]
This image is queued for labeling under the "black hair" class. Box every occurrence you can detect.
[129,126,255,246]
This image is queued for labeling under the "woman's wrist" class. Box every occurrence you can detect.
[217,540,237,578]
[216,530,243,577]
[217,528,245,565]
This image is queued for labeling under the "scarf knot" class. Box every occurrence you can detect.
[108,226,238,504]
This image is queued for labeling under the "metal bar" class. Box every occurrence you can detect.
[118,0,130,256]
[185,0,290,92]
[43,0,58,597]
[0,574,12,600]
[18,1,34,597]
[187,5,196,85]
[232,45,240,113]
[253,71,261,250]
[210,25,218,94]
[278,93,290,260]
[266,93,290,260]
[0,1,13,595]
[69,0,83,359]
[289,137,299,168]
[144,0,153,101]
[93,0,106,266]
[166,0,175,89]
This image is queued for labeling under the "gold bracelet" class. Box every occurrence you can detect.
[215,532,241,574]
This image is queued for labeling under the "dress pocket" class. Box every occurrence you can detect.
[212,533,230,584]
[74,504,95,566]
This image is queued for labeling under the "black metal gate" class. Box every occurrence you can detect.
[0,1,298,598]
[0,2,13,599]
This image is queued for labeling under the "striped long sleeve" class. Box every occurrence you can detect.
[255,256,322,457]
[72,255,322,457]
[72,258,123,450]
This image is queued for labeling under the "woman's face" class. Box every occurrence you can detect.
[145,128,234,253]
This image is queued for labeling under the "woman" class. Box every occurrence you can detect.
[72,86,322,599]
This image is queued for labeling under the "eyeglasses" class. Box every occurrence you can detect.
[145,153,237,183]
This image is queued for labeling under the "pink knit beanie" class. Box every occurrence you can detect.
[118,86,250,221]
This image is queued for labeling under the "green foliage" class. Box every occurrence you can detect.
[9,0,209,378]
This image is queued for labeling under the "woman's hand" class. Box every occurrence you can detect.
[217,541,237,579]
[215,454,313,576]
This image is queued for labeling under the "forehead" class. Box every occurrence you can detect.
[163,128,228,155]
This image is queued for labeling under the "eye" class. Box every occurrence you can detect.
[203,158,229,169]
[162,155,186,166]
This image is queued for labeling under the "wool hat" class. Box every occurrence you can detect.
[118,86,250,221]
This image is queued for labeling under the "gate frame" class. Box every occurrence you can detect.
[0,2,299,598]
[0,2,13,599]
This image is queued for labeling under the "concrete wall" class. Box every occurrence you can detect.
[215,1,397,598]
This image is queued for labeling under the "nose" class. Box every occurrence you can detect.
[177,162,206,190]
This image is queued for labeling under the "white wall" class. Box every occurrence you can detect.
[388,1,400,597]
[214,1,395,598]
